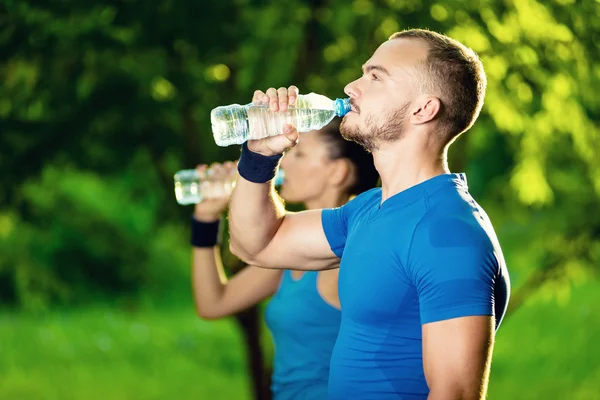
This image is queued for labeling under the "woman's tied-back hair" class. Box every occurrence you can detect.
[320,118,379,196]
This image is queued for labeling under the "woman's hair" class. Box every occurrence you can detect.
[319,118,380,196]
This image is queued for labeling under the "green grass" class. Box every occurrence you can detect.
[1,282,599,400]
[0,306,251,400]
[488,281,600,400]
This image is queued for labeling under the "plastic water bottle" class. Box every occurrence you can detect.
[211,93,351,147]
[174,168,285,205]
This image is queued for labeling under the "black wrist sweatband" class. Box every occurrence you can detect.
[238,142,283,183]
[191,217,221,248]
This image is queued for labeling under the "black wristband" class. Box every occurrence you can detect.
[191,217,221,248]
[238,142,283,183]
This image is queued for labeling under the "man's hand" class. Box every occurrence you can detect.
[247,85,300,156]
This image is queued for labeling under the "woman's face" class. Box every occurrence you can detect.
[279,130,334,204]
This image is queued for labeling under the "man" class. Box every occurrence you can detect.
[228,29,510,399]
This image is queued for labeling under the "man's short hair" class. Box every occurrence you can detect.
[389,29,487,144]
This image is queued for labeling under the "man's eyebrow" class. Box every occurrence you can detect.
[361,64,391,76]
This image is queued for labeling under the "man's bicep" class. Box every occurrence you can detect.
[422,316,494,399]
[253,209,340,270]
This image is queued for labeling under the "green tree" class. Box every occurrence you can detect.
[1,0,598,398]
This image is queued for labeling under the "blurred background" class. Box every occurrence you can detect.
[1,0,599,399]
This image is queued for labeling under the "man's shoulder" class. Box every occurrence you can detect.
[413,200,496,251]
[345,187,381,211]
[352,187,381,202]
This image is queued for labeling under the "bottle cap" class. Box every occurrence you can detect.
[274,169,285,186]
[334,98,351,117]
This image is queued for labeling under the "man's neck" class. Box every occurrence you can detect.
[374,135,449,203]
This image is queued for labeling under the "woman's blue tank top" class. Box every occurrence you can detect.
[265,270,341,399]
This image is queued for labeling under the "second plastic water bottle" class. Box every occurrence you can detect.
[211,93,351,147]
[174,168,285,205]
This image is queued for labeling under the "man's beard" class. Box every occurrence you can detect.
[340,103,410,152]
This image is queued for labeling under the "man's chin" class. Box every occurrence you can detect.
[340,121,362,141]
[340,119,358,137]
[340,124,376,152]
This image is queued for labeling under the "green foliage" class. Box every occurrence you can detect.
[0,0,598,313]
[0,154,190,310]
[0,2,599,397]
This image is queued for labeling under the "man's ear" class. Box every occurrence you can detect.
[410,96,441,125]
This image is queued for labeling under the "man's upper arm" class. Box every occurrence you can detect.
[250,209,341,270]
[409,215,500,398]
[422,316,494,400]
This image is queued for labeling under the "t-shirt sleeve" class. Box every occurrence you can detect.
[408,215,499,325]
[322,189,379,259]
[321,205,349,258]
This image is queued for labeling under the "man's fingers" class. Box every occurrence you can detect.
[252,90,265,104]
[281,124,299,147]
[252,86,299,110]
[288,85,299,106]
[277,87,289,112]
[266,87,278,112]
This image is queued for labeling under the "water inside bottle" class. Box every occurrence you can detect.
[246,107,336,141]
[174,167,285,205]
[212,93,347,146]
[174,170,203,205]
[174,169,237,205]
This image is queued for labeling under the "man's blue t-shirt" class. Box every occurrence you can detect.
[321,173,510,399]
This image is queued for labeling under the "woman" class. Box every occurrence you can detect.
[190,120,378,399]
